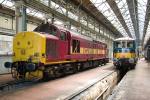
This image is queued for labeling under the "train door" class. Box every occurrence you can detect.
[59,31,69,59]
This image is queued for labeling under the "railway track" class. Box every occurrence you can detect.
[0,65,118,100]
[64,70,118,100]
[0,79,39,93]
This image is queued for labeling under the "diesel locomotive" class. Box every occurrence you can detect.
[113,37,138,70]
[5,22,109,80]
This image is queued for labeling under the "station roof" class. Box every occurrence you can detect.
[0,0,150,46]
[114,37,135,41]
[72,0,149,46]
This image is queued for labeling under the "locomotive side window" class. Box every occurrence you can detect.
[60,32,66,41]
[72,39,80,53]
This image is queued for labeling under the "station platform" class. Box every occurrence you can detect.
[0,74,13,84]
[0,63,117,100]
[108,59,150,100]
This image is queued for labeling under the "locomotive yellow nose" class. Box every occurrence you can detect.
[13,32,46,63]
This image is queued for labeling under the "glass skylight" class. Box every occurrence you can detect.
[0,0,15,9]
[90,0,128,37]
[27,8,45,19]
[1,0,150,45]
[138,0,148,45]
[116,0,136,39]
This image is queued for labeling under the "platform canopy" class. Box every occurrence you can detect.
[71,0,149,46]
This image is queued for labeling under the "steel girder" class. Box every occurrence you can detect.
[107,0,132,38]
[23,0,109,39]
[126,0,140,44]
[70,0,122,37]
[142,0,150,45]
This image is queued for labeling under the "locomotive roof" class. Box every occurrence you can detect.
[56,24,105,44]
[34,23,106,44]
[114,37,135,41]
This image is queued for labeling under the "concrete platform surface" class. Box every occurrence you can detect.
[108,59,150,100]
[0,63,114,100]
[0,74,14,84]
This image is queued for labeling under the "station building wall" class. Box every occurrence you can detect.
[0,14,37,74]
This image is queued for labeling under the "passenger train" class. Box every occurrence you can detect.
[113,37,138,70]
[5,22,109,80]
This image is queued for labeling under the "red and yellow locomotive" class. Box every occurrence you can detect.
[5,23,109,80]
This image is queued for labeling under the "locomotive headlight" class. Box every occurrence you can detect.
[129,58,134,64]
[113,58,118,62]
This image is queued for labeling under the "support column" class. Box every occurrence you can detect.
[15,1,27,33]
[87,15,89,27]
[77,6,81,33]
[44,0,52,23]
[48,0,51,7]
[51,14,55,24]
[65,1,71,30]
[107,39,113,60]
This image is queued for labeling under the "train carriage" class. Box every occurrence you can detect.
[5,22,109,80]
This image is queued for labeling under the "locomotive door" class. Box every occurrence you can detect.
[59,31,69,59]
[46,38,58,60]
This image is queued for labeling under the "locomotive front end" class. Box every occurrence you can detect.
[113,48,136,67]
[113,37,137,70]
[5,32,46,80]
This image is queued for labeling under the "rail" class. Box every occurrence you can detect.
[0,79,39,93]
[65,71,116,100]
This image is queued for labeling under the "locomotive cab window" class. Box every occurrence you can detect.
[114,42,121,48]
[122,41,126,48]
[60,31,66,41]
[72,39,80,53]
[127,41,134,48]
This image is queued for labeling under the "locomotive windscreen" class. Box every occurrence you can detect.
[34,23,57,36]
[114,41,135,48]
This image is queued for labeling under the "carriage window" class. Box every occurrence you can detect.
[60,32,66,41]
[72,39,80,53]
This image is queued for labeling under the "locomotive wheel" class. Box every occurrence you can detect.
[93,61,99,67]
[72,63,78,73]
[54,67,63,78]
[99,61,103,66]
[131,64,135,69]
[43,67,55,81]
[103,61,106,65]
